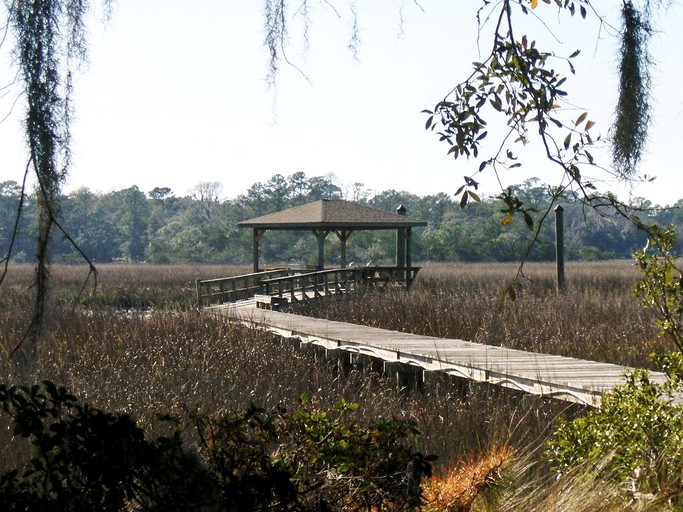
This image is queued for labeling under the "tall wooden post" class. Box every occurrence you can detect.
[313,230,329,270]
[555,205,565,292]
[335,230,352,268]
[406,227,413,287]
[396,205,407,282]
[253,228,265,273]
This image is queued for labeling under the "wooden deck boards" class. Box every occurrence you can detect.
[214,300,668,408]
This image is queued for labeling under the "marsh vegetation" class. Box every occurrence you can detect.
[0,262,672,510]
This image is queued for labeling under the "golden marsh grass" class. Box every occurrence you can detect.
[0,261,662,488]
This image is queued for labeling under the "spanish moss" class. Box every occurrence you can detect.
[612,0,653,178]
[5,0,109,366]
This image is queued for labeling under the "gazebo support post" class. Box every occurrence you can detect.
[252,228,265,273]
[312,230,330,270]
[396,205,407,282]
[406,227,413,287]
[396,228,406,271]
[335,230,352,268]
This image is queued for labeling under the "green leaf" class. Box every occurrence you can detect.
[523,211,534,230]
[563,133,572,149]
[460,191,468,209]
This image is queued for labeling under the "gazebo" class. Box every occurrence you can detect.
[238,199,427,275]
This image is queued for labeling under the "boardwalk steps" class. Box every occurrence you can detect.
[214,299,669,408]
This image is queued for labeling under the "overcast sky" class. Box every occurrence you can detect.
[1,1,682,204]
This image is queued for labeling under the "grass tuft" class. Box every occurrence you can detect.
[423,444,514,512]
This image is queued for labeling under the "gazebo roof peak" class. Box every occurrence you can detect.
[238,199,426,230]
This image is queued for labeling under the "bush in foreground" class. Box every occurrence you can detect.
[0,382,433,511]
[546,353,683,509]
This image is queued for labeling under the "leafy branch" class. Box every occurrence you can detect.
[633,225,683,352]
[424,0,661,286]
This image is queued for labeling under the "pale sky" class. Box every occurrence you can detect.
[1,1,682,204]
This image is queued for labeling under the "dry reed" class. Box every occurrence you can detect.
[0,261,660,506]
[300,261,666,369]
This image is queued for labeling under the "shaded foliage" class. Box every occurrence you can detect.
[0,381,432,511]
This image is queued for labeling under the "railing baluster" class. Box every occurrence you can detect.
[196,267,422,307]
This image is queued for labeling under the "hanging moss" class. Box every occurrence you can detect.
[612,0,653,178]
[6,0,109,363]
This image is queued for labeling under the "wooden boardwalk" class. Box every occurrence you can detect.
[214,299,668,408]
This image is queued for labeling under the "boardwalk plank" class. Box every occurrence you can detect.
[214,301,667,407]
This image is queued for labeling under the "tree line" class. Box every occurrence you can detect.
[1,173,680,267]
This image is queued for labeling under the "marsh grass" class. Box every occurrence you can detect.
[0,261,664,508]
[300,261,667,369]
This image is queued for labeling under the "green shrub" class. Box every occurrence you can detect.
[633,224,683,352]
[546,226,683,505]
[0,381,215,511]
[546,354,683,505]
[0,382,433,511]
[196,396,434,510]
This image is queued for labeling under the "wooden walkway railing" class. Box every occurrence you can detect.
[199,267,672,407]
[195,269,293,307]
[196,267,421,308]
[216,304,670,408]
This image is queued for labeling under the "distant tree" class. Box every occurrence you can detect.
[60,188,121,263]
[263,174,289,212]
[287,171,310,205]
[244,182,268,217]
[369,190,420,215]
[120,186,149,263]
[147,187,174,230]
[307,175,342,201]
[0,181,32,263]
[190,181,223,222]
[412,193,453,229]
[346,182,370,203]
[149,186,173,202]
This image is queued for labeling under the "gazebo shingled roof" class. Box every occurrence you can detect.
[238,199,427,230]
[238,199,426,273]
